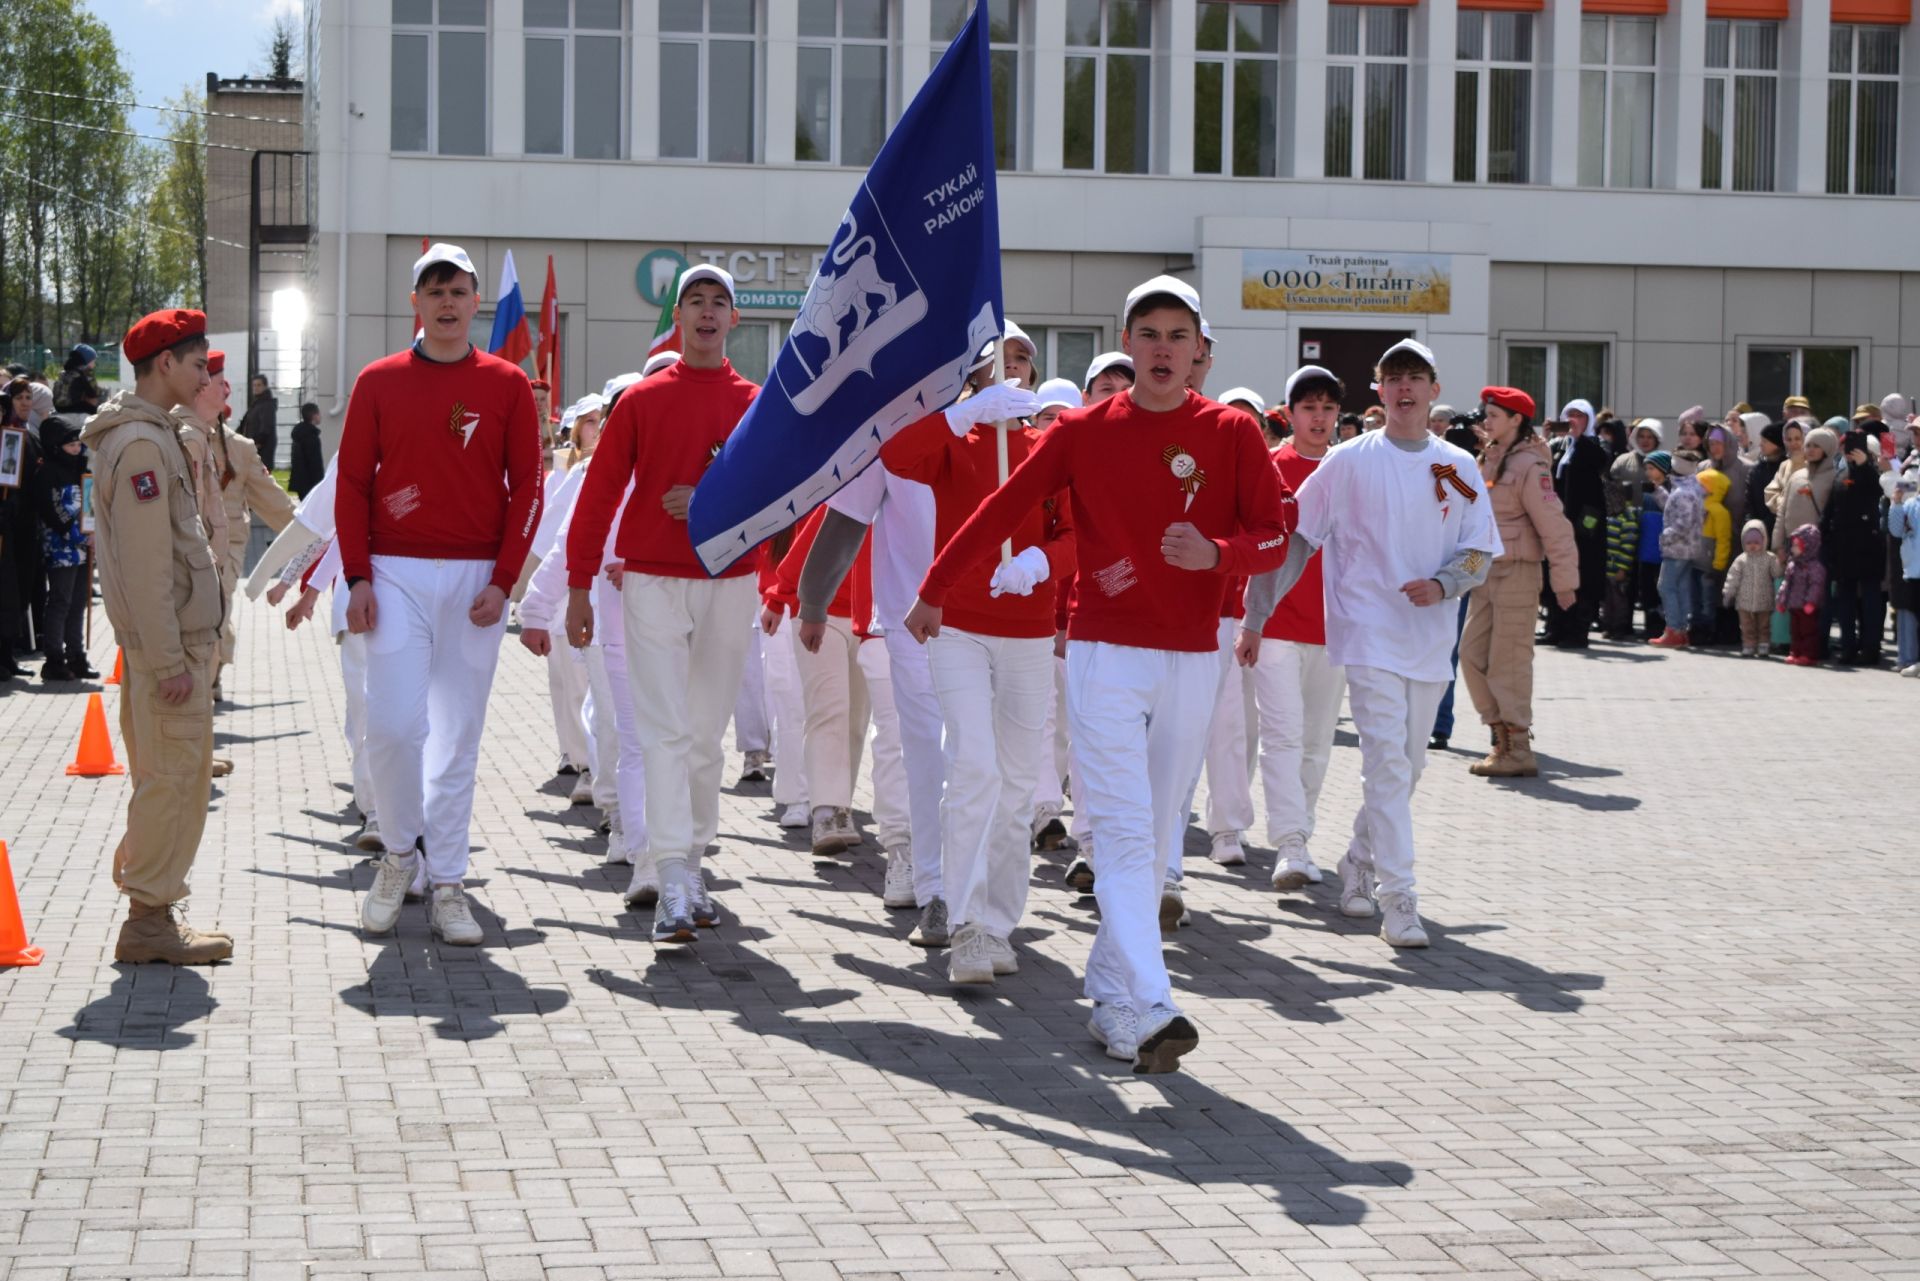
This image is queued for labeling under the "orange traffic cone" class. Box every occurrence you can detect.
[65,693,126,777]
[104,648,123,686]
[0,842,43,967]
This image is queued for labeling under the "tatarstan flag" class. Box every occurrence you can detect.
[649,266,686,356]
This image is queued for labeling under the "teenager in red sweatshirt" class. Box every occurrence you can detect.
[562,266,758,945]
[904,277,1291,1075]
[339,242,543,946]
[883,377,1072,986]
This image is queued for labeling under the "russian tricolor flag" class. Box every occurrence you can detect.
[489,249,533,366]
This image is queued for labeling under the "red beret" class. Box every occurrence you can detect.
[1480,385,1536,418]
[207,350,226,376]
[124,309,206,365]
[529,378,550,391]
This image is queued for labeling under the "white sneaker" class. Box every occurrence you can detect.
[810,807,861,855]
[1030,802,1068,850]
[352,816,384,853]
[1158,878,1188,933]
[1304,856,1324,884]
[569,770,596,807]
[1133,1004,1200,1075]
[948,923,995,985]
[1208,831,1246,866]
[605,814,632,864]
[1087,1002,1139,1062]
[1270,837,1312,891]
[360,850,417,934]
[429,885,483,946]
[1902,662,1920,678]
[777,802,810,829]
[1379,891,1430,948]
[986,934,1018,976]
[1337,853,1376,918]
[881,847,916,909]
[622,861,660,908]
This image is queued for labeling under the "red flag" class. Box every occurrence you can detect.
[537,255,559,390]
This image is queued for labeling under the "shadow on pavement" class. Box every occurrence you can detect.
[58,965,219,1050]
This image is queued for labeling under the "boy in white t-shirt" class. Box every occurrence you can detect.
[1246,340,1501,947]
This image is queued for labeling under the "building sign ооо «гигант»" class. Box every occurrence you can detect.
[1242,250,1452,316]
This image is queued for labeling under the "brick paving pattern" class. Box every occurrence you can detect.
[0,603,1914,1280]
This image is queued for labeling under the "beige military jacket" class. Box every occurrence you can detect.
[176,409,233,572]
[218,427,296,569]
[78,392,225,680]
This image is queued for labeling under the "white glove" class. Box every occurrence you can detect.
[944,378,1043,435]
[988,545,1050,598]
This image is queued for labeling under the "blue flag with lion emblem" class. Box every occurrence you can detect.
[688,5,1002,575]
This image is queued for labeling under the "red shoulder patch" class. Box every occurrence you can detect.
[131,471,160,502]
[1539,474,1554,493]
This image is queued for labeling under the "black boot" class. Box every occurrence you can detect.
[40,658,73,682]
[68,653,100,679]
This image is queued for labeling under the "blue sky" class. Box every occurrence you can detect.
[84,0,300,116]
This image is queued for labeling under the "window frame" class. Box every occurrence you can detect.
[931,0,1029,172]
[1503,337,1611,418]
[391,0,491,157]
[1743,342,1860,425]
[658,0,762,164]
[524,0,629,160]
[1063,0,1157,175]
[1022,322,1104,386]
[796,0,894,167]
[1826,23,1902,196]
[1453,8,1534,185]
[1701,17,1780,193]
[1193,2,1283,178]
[1324,3,1411,182]
[1578,14,1657,189]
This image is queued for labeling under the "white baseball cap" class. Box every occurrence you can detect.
[412,241,478,288]
[1217,386,1265,415]
[642,350,682,377]
[1083,351,1134,389]
[1377,337,1438,374]
[1123,274,1203,326]
[601,371,643,400]
[971,319,1037,370]
[1283,365,1339,405]
[1033,378,1081,412]
[676,264,736,305]
[1201,319,1215,346]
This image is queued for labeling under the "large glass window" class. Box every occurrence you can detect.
[525,0,625,160]
[1701,19,1778,192]
[1021,324,1101,386]
[931,1,1025,171]
[1194,2,1281,177]
[659,0,757,163]
[796,0,890,167]
[1578,15,1655,188]
[1454,9,1532,184]
[391,0,488,156]
[1828,24,1901,196]
[1506,341,1608,418]
[1063,0,1153,174]
[728,320,790,386]
[1325,4,1409,181]
[1747,346,1855,424]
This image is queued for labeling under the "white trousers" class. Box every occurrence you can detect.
[856,638,912,848]
[546,643,591,772]
[363,556,507,883]
[794,615,869,810]
[337,629,374,819]
[1253,639,1347,848]
[1343,664,1447,899]
[883,628,946,906]
[1031,654,1069,812]
[1067,641,1216,1015]
[929,629,1052,935]
[763,610,810,807]
[733,624,771,755]
[1201,618,1258,836]
[621,573,757,862]
[584,643,648,859]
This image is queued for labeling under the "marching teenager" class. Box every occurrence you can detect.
[1083,352,1134,402]
[758,533,815,832]
[1025,376,1084,847]
[905,277,1290,1075]
[339,243,544,947]
[1458,388,1579,778]
[565,265,760,946]
[1237,366,1345,892]
[529,408,597,805]
[882,370,1073,986]
[1244,340,1501,949]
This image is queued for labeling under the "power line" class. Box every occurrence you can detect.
[0,162,248,251]
[3,83,303,128]
[0,108,256,152]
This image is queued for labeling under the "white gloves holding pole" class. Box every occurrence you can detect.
[989,546,1050,597]
[944,379,1041,435]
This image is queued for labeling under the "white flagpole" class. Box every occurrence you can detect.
[994,338,1012,566]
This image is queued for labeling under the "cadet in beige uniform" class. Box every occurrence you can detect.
[80,308,233,965]
[198,352,296,698]
[175,353,238,775]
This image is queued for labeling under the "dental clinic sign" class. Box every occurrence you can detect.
[1242,250,1451,316]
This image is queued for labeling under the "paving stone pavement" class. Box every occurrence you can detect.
[0,603,1915,1281]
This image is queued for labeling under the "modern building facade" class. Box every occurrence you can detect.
[304,0,1920,450]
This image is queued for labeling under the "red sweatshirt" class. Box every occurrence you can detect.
[1261,444,1326,644]
[565,360,758,587]
[765,506,874,636]
[334,346,544,590]
[881,411,1074,640]
[919,391,1291,653]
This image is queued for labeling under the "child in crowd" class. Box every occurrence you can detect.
[1780,525,1827,666]
[1693,468,1733,643]
[1721,520,1781,658]
[1889,474,1920,676]
[1648,452,1704,648]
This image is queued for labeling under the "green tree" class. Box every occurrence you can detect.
[264,14,299,84]
[149,88,208,314]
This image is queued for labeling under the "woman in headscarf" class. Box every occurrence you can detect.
[1544,397,1609,646]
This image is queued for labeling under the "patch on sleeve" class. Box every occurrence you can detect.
[1539,474,1554,493]
[130,471,160,502]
